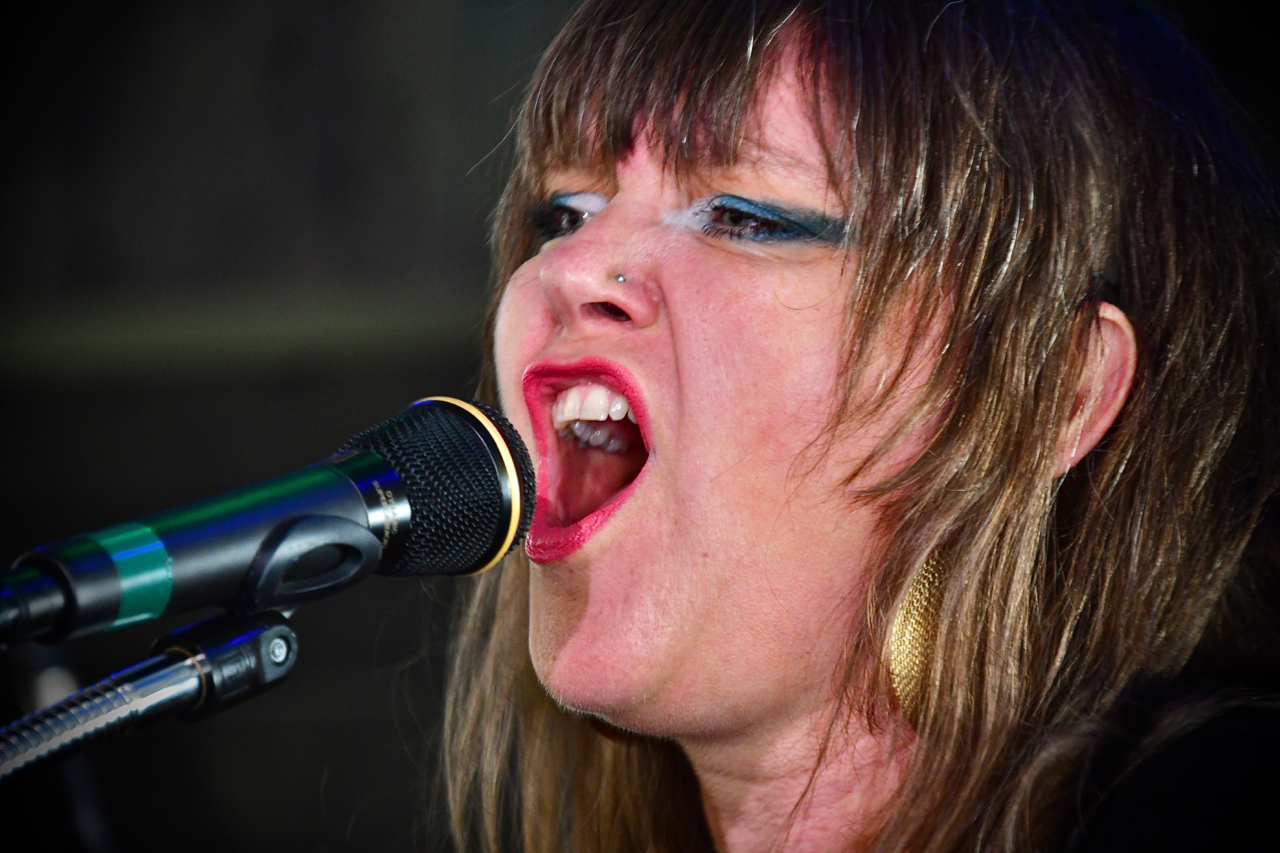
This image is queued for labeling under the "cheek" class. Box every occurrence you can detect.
[491,287,547,473]
[679,289,847,441]
[492,271,549,420]
[492,289,523,410]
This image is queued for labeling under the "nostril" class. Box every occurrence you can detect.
[587,301,632,322]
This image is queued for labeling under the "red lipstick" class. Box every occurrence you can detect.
[522,359,650,562]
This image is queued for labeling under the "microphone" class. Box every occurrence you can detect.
[0,397,534,645]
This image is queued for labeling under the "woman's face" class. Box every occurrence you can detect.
[494,70,915,741]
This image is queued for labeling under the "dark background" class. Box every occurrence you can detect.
[0,2,1272,851]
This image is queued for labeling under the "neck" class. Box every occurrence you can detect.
[681,710,910,853]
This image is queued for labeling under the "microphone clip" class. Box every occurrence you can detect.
[239,514,383,612]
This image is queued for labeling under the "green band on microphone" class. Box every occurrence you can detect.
[87,523,174,628]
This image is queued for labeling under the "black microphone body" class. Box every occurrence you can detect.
[0,397,534,645]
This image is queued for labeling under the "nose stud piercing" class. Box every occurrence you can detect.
[614,273,626,283]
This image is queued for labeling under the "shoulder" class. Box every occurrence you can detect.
[1071,705,1280,852]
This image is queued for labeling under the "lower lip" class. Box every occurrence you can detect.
[525,474,642,563]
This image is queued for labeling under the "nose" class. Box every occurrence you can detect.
[537,210,662,332]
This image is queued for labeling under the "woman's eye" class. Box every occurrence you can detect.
[531,205,585,240]
[529,192,607,245]
[698,196,842,244]
[705,204,799,241]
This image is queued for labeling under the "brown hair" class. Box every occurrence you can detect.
[443,1,1280,851]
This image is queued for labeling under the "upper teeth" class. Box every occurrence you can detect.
[552,382,638,430]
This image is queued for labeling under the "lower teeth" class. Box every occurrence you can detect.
[561,421,629,453]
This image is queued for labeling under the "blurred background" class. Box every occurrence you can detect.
[0,2,1273,851]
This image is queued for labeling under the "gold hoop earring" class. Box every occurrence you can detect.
[889,557,943,724]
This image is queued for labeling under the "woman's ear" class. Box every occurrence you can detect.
[1055,302,1137,475]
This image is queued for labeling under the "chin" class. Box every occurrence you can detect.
[536,663,665,733]
[527,587,682,734]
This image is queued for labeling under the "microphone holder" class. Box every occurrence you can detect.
[0,610,297,780]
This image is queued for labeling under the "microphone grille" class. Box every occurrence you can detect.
[342,399,535,575]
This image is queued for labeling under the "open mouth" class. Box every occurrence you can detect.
[524,363,650,559]
[547,382,648,525]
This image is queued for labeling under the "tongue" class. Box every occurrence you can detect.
[555,436,647,526]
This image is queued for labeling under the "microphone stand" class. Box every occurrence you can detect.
[0,512,377,780]
[0,610,297,780]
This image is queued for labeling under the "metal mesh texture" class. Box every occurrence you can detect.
[341,399,535,576]
[889,557,943,725]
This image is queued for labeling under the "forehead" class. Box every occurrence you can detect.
[723,68,833,191]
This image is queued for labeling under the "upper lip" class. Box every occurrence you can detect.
[522,357,650,461]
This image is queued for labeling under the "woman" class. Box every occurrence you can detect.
[444,1,1280,850]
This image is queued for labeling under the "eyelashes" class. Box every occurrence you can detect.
[528,192,846,247]
[694,196,845,244]
[530,192,607,248]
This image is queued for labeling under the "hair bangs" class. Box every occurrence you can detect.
[522,0,817,177]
